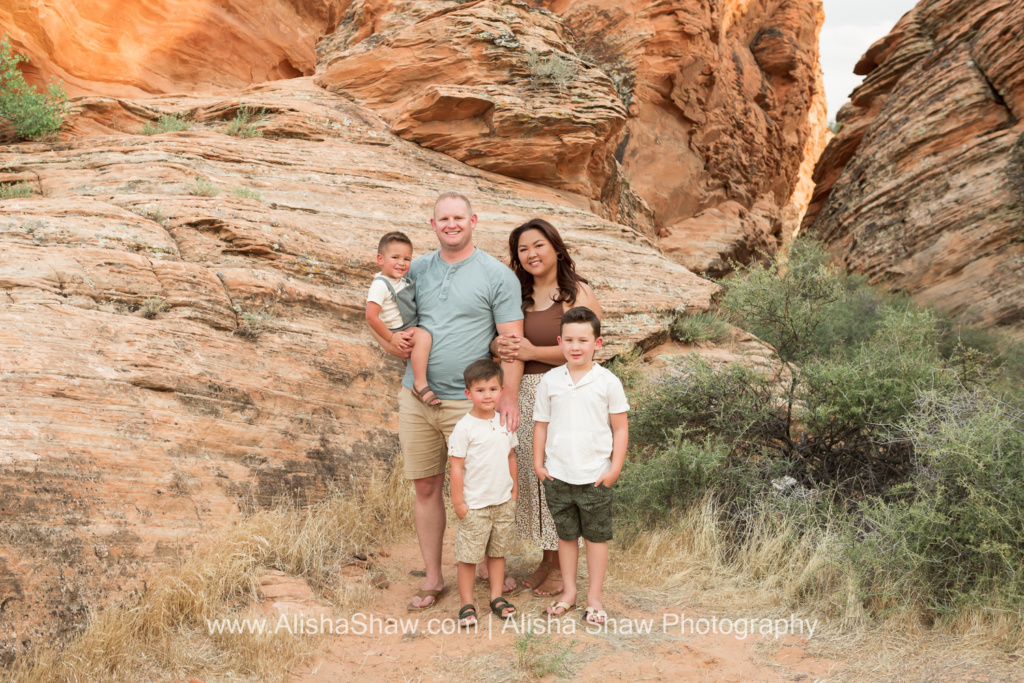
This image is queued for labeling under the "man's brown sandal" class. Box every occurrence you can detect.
[414,384,442,408]
[408,585,448,611]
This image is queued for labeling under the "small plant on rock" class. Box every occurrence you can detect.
[141,113,191,135]
[671,310,730,345]
[0,180,34,199]
[142,297,168,319]
[186,176,220,197]
[225,106,265,138]
[0,36,68,140]
[232,186,262,202]
[233,306,274,340]
[526,49,578,91]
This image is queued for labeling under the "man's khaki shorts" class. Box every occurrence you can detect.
[397,387,472,480]
[454,498,517,564]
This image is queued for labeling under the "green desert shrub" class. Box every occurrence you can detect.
[0,36,67,140]
[186,176,220,197]
[616,434,745,527]
[225,106,265,138]
[141,113,191,135]
[670,310,730,345]
[0,180,34,199]
[621,237,1024,623]
[854,389,1024,612]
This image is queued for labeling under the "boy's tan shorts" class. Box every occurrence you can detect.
[397,388,472,480]
[454,498,517,564]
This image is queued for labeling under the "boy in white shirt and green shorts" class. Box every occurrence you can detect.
[533,306,629,626]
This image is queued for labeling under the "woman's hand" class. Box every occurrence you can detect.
[495,333,536,363]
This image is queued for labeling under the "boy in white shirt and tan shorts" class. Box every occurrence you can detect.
[533,306,629,625]
[449,359,520,627]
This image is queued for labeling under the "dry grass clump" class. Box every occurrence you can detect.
[8,465,413,683]
[608,493,864,627]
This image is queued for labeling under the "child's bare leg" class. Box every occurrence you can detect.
[457,561,477,623]
[584,540,608,616]
[409,327,438,406]
[546,537,578,614]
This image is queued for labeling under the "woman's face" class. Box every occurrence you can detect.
[517,228,558,279]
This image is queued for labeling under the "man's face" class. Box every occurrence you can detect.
[431,197,476,252]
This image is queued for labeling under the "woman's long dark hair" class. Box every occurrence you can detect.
[508,218,589,312]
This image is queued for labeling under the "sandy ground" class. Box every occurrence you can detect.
[288,533,844,682]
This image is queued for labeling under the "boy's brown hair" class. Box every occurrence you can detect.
[378,231,412,254]
[560,306,601,337]
[463,358,503,389]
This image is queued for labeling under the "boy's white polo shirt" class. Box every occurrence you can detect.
[533,364,630,485]
[448,412,518,509]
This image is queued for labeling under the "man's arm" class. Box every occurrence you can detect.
[595,412,629,487]
[495,319,524,431]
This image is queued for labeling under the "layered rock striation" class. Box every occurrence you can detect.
[0,0,348,96]
[0,78,716,653]
[318,0,828,270]
[804,0,1024,328]
[538,0,828,274]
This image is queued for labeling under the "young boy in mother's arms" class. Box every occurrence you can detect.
[533,306,629,626]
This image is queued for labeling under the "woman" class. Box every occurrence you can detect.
[493,218,601,597]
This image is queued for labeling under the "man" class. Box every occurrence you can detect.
[374,191,524,610]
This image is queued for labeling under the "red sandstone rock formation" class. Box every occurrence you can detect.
[316,0,649,230]
[317,0,827,271]
[804,0,1024,328]
[0,0,348,96]
[0,0,828,656]
[0,78,717,654]
[540,0,828,274]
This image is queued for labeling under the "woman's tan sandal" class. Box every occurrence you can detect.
[585,606,607,625]
[414,384,442,407]
[545,600,576,616]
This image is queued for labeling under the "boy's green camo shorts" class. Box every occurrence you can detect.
[542,478,613,543]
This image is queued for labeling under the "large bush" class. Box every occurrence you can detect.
[618,239,1024,619]
[0,36,67,140]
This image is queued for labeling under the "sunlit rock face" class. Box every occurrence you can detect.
[318,0,829,270]
[804,0,1024,328]
[0,0,349,95]
[0,77,717,654]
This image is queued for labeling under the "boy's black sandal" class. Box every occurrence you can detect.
[490,596,516,619]
[458,604,477,627]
